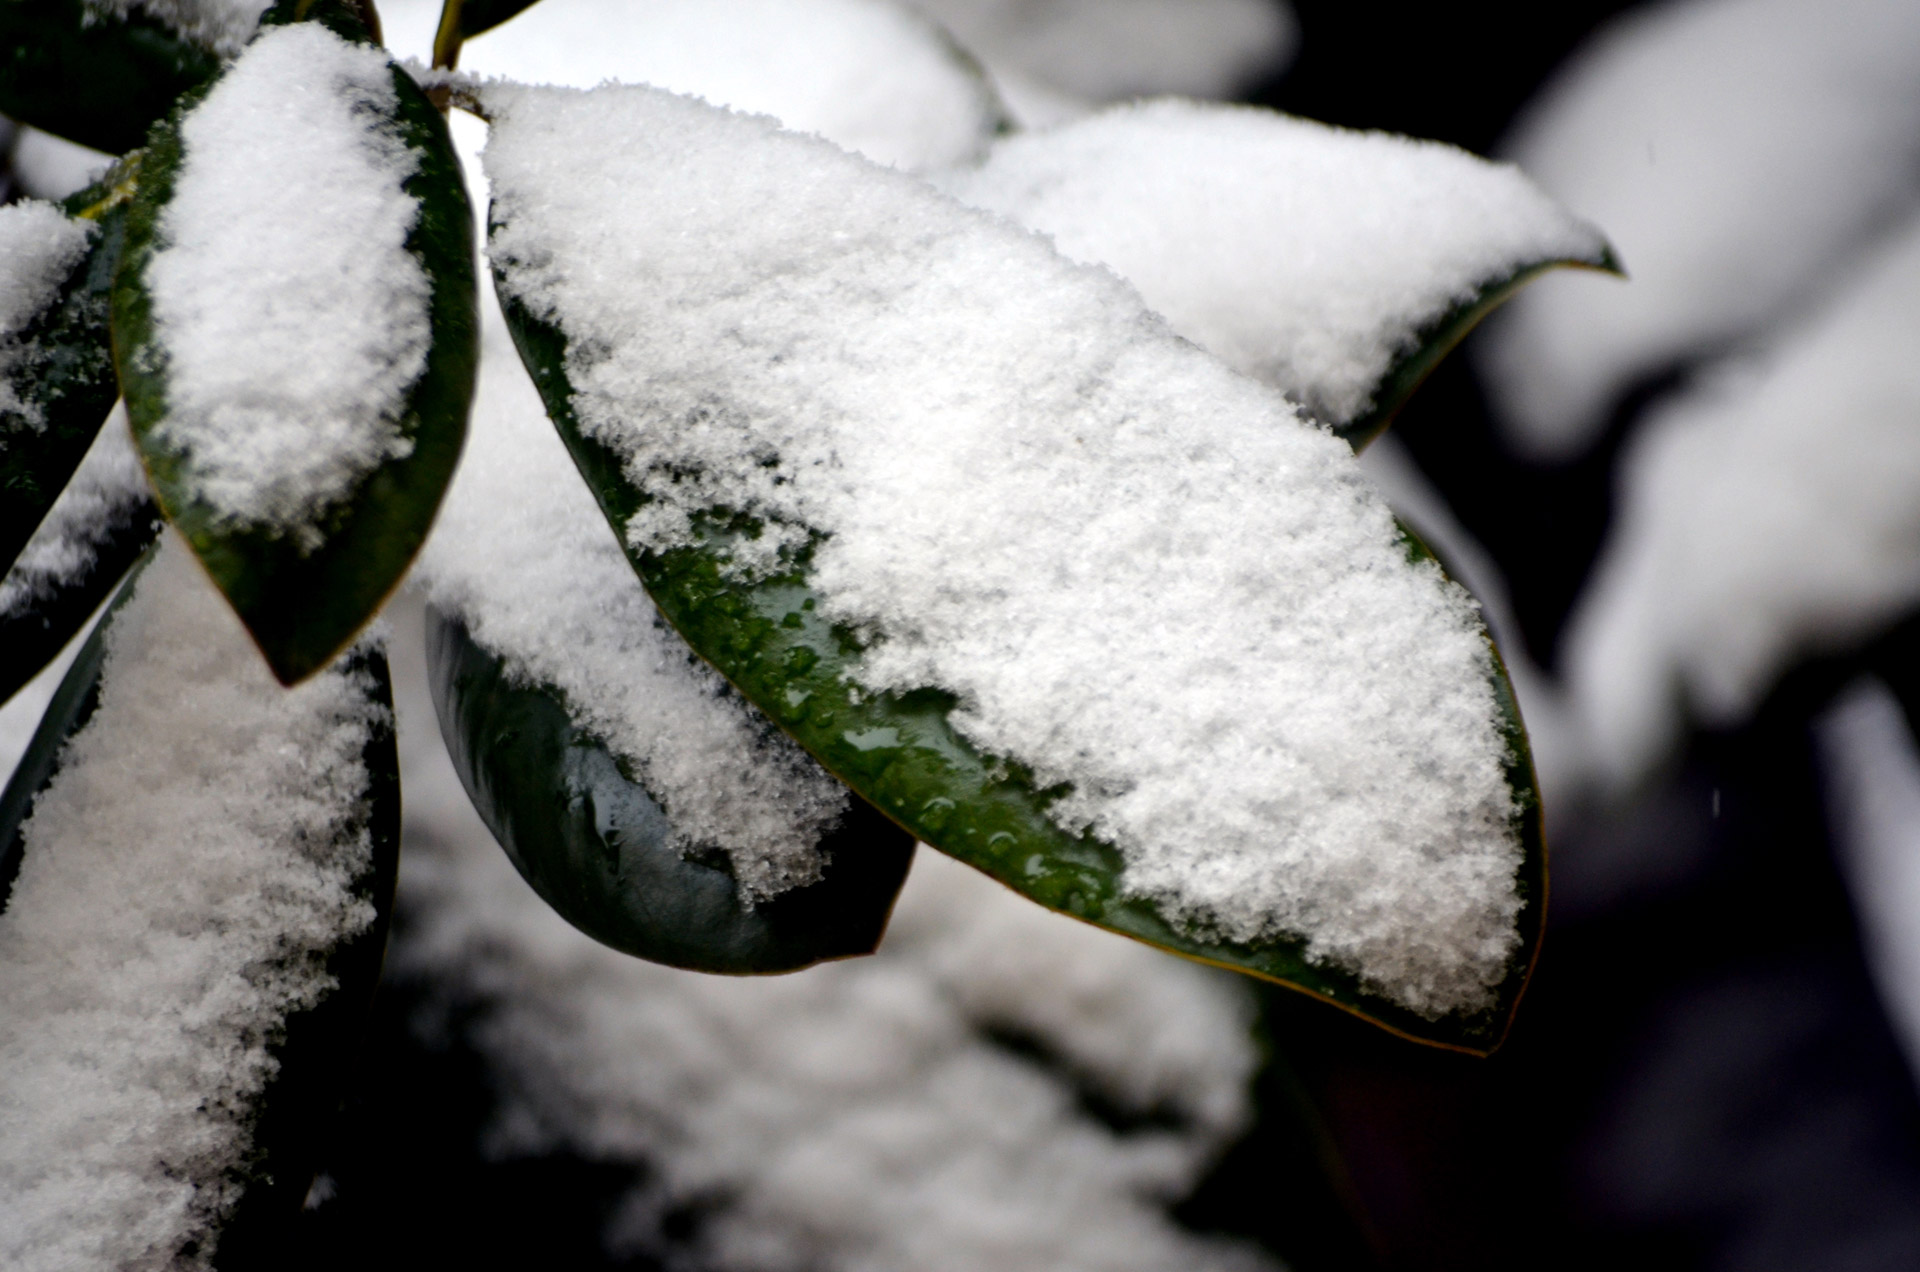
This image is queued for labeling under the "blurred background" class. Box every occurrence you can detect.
[9,0,1920,1267]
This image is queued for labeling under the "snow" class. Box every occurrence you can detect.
[907,0,1294,107]
[0,200,94,426]
[1479,0,1920,460]
[82,0,272,55]
[418,0,1004,172]
[5,129,110,203]
[389,662,1274,1272]
[1816,680,1920,1083]
[415,114,847,901]
[143,23,429,542]
[943,99,1606,427]
[482,83,1523,1018]
[0,534,385,1272]
[0,405,152,622]
[1563,213,1920,788]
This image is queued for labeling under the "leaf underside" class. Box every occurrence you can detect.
[428,604,918,974]
[498,288,1546,1054]
[113,29,477,685]
[1336,249,1624,451]
[1,164,141,581]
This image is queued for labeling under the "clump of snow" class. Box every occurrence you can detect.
[436,0,1003,172]
[0,534,385,1272]
[6,129,111,203]
[1479,0,1920,459]
[1564,214,1920,788]
[394,734,1274,1271]
[482,83,1523,1017]
[415,127,847,901]
[144,22,429,542]
[907,0,1294,108]
[943,100,1606,427]
[0,201,94,426]
[82,0,272,55]
[0,405,152,622]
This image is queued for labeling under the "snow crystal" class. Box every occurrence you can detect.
[144,22,429,541]
[82,0,271,55]
[907,0,1294,105]
[943,99,1606,427]
[440,0,1001,172]
[0,405,152,621]
[415,114,846,901]
[0,201,94,426]
[392,702,1273,1272]
[0,534,384,1271]
[1564,214,1920,788]
[482,84,1523,1016]
[1480,0,1920,459]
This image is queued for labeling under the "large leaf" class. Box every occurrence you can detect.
[0,542,399,1259]
[0,158,140,579]
[499,284,1543,1054]
[113,14,477,685]
[429,604,917,973]
[0,0,222,154]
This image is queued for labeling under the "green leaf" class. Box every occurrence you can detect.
[0,546,401,1249]
[113,23,478,685]
[1333,250,1625,452]
[455,0,545,39]
[498,289,1544,1054]
[0,0,222,154]
[428,603,918,973]
[0,158,142,580]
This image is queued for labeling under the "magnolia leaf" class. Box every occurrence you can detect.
[940,99,1619,451]
[0,538,399,1258]
[0,0,223,154]
[483,83,1543,1052]
[0,159,140,579]
[114,16,477,685]
[429,605,917,973]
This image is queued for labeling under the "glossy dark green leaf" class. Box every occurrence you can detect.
[427,603,917,973]
[498,289,1545,1054]
[0,549,400,1249]
[0,158,141,580]
[1334,249,1624,451]
[0,0,222,154]
[454,0,545,39]
[113,20,478,686]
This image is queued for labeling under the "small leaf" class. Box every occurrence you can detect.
[481,84,1545,1051]
[0,0,223,154]
[114,18,477,685]
[0,538,398,1257]
[0,158,141,579]
[457,0,546,39]
[428,603,917,973]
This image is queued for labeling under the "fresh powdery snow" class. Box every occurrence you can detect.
[144,22,429,541]
[0,200,94,426]
[437,0,1002,173]
[415,273,848,902]
[481,83,1523,1017]
[0,535,385,1272]
[0,405,152,622]
[943,99,1607,428]
[1564,214,1920,788]
[1480,0,1920,459]
[83,0,272,55]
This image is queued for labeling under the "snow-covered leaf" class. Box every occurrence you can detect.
[430,606,916,972]
[0,0,229,154]
[0,159,139,580]
[484,83,1540,1051]
[941,100,1614,449]
[113,15,478,685]
[0,534,400,1268]
[1480,0,1920,460]
[444,0,1006,173]
[0,409,158,707]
